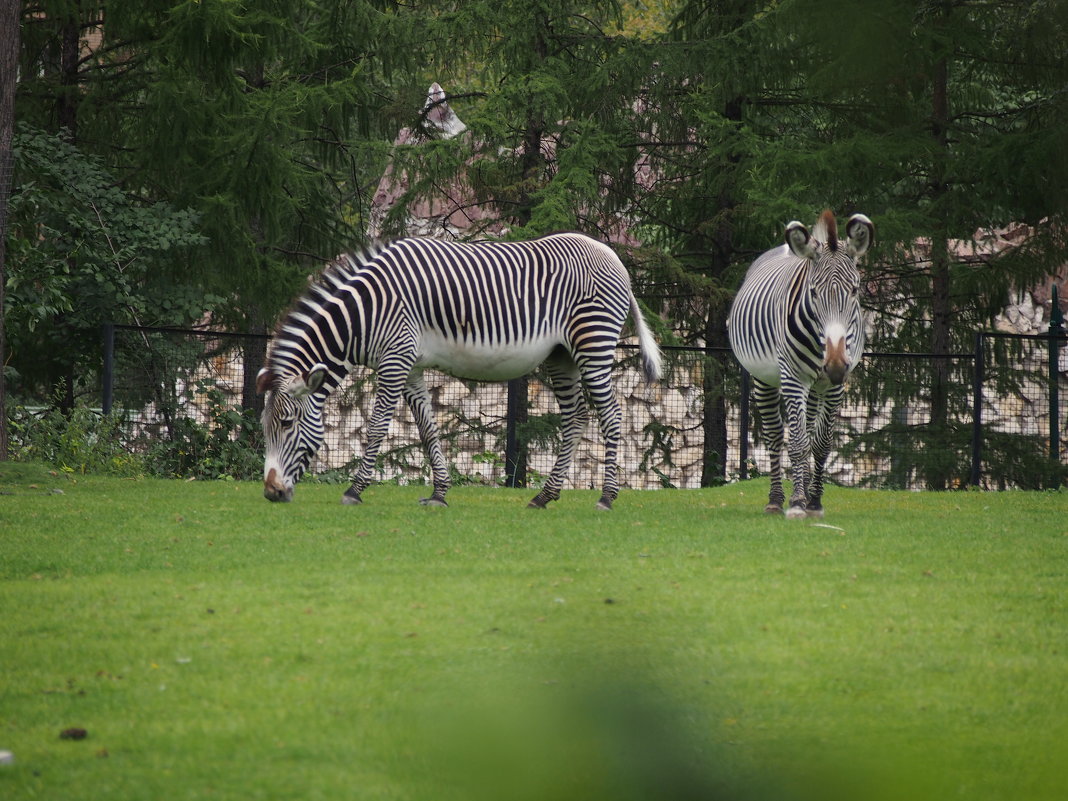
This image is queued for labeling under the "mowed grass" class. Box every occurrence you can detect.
[1,462,1066,801]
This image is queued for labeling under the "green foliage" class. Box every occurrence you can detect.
[6,125,210,397]
[450,450,507,487]
[141,380,263,480]
[7,404,142,476]
[10,0,1068,495]
[639,419,679,473]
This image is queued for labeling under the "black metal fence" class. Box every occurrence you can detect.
[94,323,1067,491]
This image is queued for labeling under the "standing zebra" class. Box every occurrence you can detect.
[257,233,662,510]
[728,211,873,518]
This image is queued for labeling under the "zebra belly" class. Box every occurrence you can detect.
[417,332,558,381]
[736,350,782,388]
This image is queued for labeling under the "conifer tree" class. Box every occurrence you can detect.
[647,0,1068,486]
[14,0,396,410]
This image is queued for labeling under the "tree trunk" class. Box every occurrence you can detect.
[0,0,21,459]
[927,55,952,490]
[58,11,80,137]
[241,322,268,417]
[700,97,743,486]
[700,309,730,486]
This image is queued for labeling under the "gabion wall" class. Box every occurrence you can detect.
[105,327,1067,490]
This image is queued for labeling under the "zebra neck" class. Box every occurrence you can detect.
[269,341,352,400]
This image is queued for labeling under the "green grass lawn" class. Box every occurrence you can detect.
[1,462,1066,800]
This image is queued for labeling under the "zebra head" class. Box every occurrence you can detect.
[785,211,874,385]
[256,364,329,502]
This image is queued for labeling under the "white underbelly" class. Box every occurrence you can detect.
[417,332,558,381]
[742,354,782,387]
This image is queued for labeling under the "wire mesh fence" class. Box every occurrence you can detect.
[87,324,1068,491]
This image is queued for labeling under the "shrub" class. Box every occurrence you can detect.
[8,404,142,476]
[141,382,262,480]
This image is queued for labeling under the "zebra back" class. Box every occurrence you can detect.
[263,233,659,386]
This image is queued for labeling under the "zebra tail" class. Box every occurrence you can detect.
[630,294,663,383]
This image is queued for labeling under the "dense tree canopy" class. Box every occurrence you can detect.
[3,0,1067,468]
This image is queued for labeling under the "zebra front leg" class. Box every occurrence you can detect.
[528,359,587,509]
[781,378,811,519]
[806,386,845,517]
[403,371,450,507]
[342,357,412,505]
[752,380,786,515]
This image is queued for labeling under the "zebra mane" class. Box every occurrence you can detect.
[264,241,394,379]
[276,241,393,324]
[318,241,394,289]
[810,209,839,252]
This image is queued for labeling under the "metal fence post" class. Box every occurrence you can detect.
[739,368,750,480]
[504,376,527,488]
[1049,284,1065,489]
[102,322,115,416]
[970,331,984,487]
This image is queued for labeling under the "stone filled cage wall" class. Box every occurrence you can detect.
[99,325,1067,491]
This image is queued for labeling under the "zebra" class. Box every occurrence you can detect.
[727,210,873,518]
[256,232,662,510]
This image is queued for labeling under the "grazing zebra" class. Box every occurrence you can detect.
[257,233,662,510]
[728,211,873,518]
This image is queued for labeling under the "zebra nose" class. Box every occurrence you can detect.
[264,468,293,503]
[824,336,849,385]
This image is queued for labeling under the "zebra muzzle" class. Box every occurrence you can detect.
[264,468,293,503]
[824,337,849,385]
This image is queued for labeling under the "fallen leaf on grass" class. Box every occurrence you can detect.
[809,523,845,532]
[59,728,88,740]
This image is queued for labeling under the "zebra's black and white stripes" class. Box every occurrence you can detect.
[728,211,873,518]
[257,233,662,510]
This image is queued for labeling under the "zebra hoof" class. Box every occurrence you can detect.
[764,503,784,516]
[341,491,363,506]
[420,496,448,508]
[528,492,556,508]
[785,505,808,520]
[806,506,825,518]
[596,496,613,511]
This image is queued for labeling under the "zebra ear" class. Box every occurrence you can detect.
[305,364,328,394]
[845,214,874,259]
[785,221,817,261]
[285,363,328,398]
[256,368,276,394]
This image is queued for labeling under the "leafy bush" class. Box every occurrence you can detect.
[141,382,262,481]
[8,404,142,476]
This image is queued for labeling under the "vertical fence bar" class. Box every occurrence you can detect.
[504,376,527,488]
[970,331,984,487]
[101,322,115,416]
[1048,284,1065,489]
[739,367,750,480]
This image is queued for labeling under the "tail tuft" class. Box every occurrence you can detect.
[630,295,662,383]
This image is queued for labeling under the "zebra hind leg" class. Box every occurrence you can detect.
[583,361,622,511]
[404,372,450,507]
[528,356,587,509]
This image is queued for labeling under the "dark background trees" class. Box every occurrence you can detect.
[4,0,1067,477]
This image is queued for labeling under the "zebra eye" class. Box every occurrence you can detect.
[279,417,296,431]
